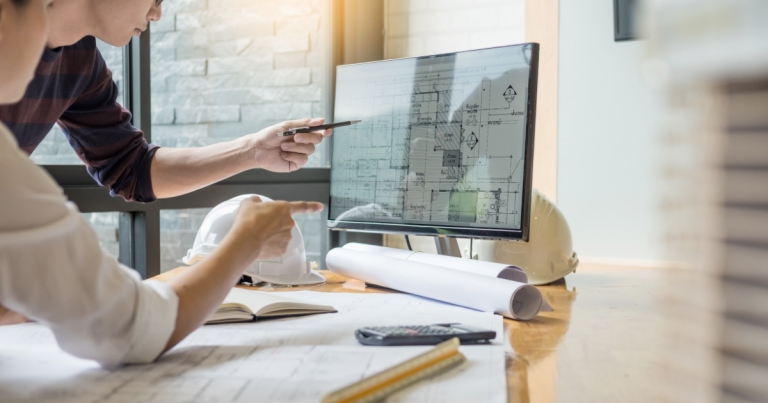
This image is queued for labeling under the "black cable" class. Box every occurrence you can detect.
[405,235,412,251]
[470,239,473,259]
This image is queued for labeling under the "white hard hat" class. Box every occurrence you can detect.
[474,188,578,285]
[182,194,326,285]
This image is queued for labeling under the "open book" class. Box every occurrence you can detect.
[207,288,337,324]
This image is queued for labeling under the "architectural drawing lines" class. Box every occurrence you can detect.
[331,57,530,229]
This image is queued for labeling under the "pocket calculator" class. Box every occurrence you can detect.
[355,324,496,346]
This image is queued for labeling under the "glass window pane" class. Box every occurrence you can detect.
[150,0,330,168]
[81,212,120,259]
[160,208,211,273]
[160,205,328,273]
[30,40,126,165]
[292,204,328,269]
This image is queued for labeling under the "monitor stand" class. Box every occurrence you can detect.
[434,236,462,258]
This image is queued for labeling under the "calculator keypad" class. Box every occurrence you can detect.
[356,324,495,346]
[365,325,467,337]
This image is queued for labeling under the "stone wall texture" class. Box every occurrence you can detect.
[150,0,329,169]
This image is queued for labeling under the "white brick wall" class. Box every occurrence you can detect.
[384,0,525,59]
[175,105,240,124]
[150,0,329,167]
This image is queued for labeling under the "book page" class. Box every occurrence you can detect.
[221,288,335,317]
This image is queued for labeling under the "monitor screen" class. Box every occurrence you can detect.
[329,43,539,240]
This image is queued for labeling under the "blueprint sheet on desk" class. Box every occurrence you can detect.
[0,292,506,403]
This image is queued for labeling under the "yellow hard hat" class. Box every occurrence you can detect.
[475,188,578,285]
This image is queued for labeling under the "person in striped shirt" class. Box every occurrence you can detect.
[0,0,331,203]
[0,0,324,365]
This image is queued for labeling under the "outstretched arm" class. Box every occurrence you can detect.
[62,45,331,202]
[150,118,332,199]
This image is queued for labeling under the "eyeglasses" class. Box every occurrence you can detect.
[155,0,164,7]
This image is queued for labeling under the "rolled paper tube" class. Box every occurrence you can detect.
[342,243,552,312]
[342,243,529,283]
[326,248,546,320]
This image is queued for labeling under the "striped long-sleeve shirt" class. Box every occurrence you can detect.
[0,36,157,203]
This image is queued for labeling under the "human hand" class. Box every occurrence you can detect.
[245,118,333,172]
[227,196,324,261]
[161,197,323,353]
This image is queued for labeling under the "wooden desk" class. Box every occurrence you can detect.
[156,266,665,403]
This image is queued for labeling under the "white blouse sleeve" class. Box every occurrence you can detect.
[0,123,178,366]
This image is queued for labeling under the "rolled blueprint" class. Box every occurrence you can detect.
[343,243,528,283]
[326,248,547,320]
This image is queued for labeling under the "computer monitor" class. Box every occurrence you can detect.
[328,43,539,241]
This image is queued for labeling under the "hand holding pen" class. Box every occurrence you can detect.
[278,120,362,136]
[244,118,361,174]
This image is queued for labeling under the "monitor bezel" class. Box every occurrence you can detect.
[327,42,539,241]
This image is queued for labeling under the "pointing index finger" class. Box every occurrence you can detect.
[288,201,324,215]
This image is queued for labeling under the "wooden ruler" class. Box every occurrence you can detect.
[322,338,466,403]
